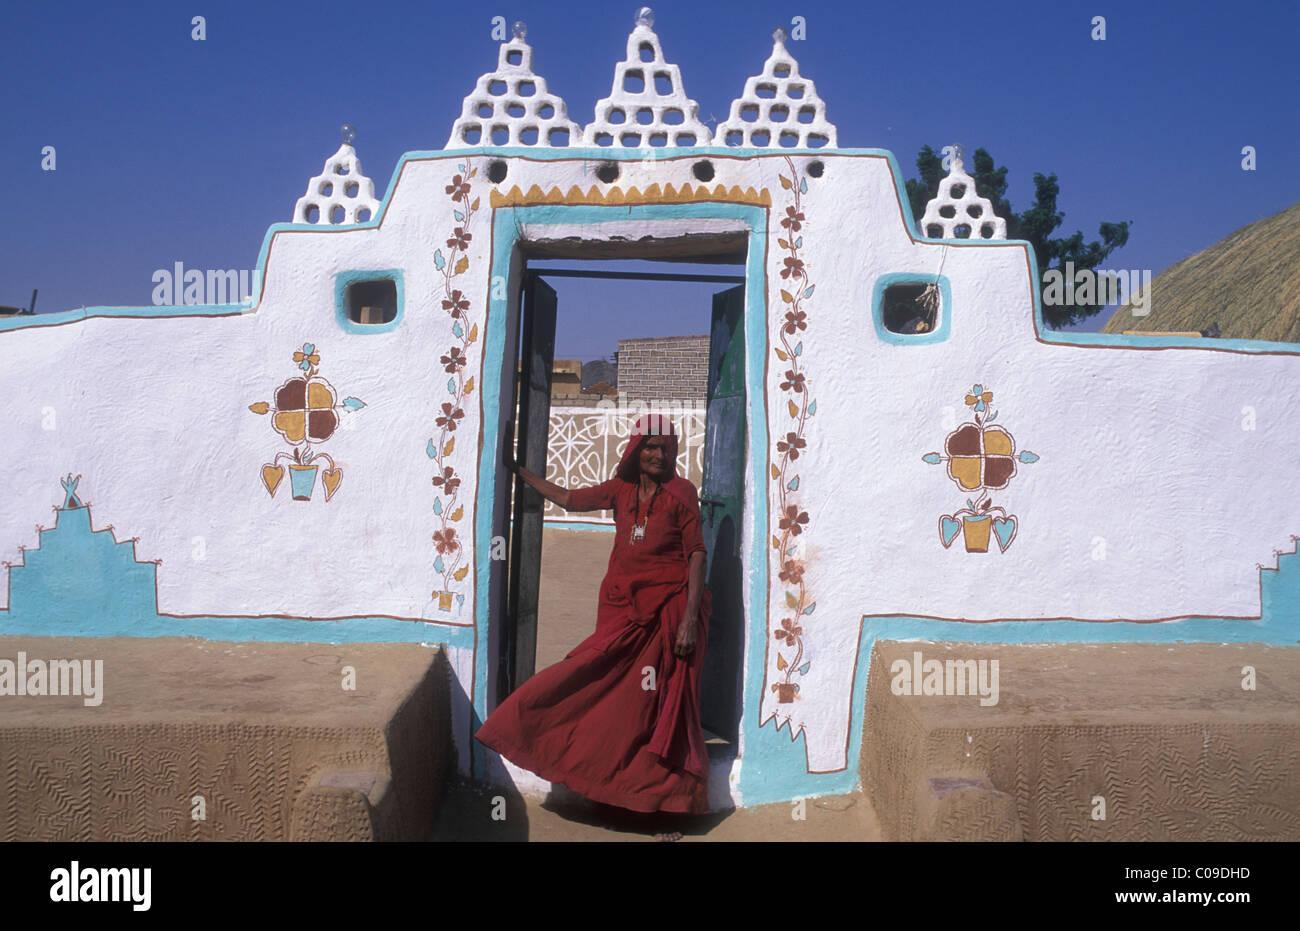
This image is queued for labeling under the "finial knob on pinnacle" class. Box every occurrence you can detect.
[773,26,788,43]
[341,123,356,145]
[636,7,654,27]
[512,20,526,39]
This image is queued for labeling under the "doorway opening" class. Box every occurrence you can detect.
[496,249,750,749]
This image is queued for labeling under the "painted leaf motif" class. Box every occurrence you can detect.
[794,342,802,356]
[1019,450,1039,463]
[454,257,469,276]
[471,197,480,211]
[774,348,788,361]
[788,400,799,418]
[802,602,817,615]
[772,535,781,549]
[443,438,455,456]
[457,163,466,173]
[452,321,464,338]
[464,377,474,395]
[450,506,464,522]
[427,439,437,459]
[794,237,803,249]
[343,397,365,412]
[468,324,478,343]
[453,565,469,581]
[785,591,798,609]
[922,452,942,464]
[770,464,780,479]
[434,555,445,573]
[803,285,814,298]
[434,250,446,270]
[779,174,792,190]
[454,210,464,222]
[433,497,443,515]
[777,653,788,670]
[468,167,477,178]
[448,378,457,395]
[798,662,810,675]
[799,177,808,194]
[787,476,799,491]
[780,289,794,304]
[778,238,790,250]
[248,401,269,415]
[807,401,817,415]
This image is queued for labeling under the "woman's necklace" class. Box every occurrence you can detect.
[630,482,661,544]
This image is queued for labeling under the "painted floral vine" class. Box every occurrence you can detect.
[426,159,481,614]
[771,155,818,704]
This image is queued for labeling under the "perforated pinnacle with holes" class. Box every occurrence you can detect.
[714,29,836,149]
[292,144,381,225]
[918,150,1007,240]
[446,32,582,149]
[581,19,712,148]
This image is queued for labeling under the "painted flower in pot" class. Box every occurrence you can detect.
[249,344,365,502]
[923,385,1038,553]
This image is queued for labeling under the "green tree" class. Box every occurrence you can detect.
[906,145,1131,328]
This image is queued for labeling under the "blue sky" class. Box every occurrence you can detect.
[2,0,1295,357]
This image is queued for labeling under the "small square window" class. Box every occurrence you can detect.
[871,274,950,344]
[345,278,397,325]
[882,283,936,334]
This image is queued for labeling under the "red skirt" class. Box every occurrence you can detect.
[476,582,712,814]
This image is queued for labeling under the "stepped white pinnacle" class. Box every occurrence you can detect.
[447,22,582,149]
[292,142,381,225]
[715,27,836,149]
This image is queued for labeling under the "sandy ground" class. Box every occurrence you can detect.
[534,527,615,669]
[431,778,881,841]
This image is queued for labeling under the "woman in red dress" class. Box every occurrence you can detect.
[475,414,713,823]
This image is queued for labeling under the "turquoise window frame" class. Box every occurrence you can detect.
[334,269,405,334]
[871,273,952,345]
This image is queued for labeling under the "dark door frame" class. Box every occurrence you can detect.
[497,263,747,706]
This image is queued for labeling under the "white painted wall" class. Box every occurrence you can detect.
[3,150,1298,776]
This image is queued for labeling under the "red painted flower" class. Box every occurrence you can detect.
[442,289,470,319]
[779,505,809,535]
[446,227,472,251]
[776,431,806,460]
[780,206,805,232]
[783,310,807,334]
[432,466,460,494]
[779,561,805,585]
[780,256,805,280]
[433,528,460,554]
[445,175,471,201]
[780,369,806,393]
[440,347,466,372]
[436,402,465,431]
[773,616,803,642]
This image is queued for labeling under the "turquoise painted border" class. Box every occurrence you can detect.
[0,502,473,647]
[870,272,952,345]
[474,200,771,783]
[741,587,1300,806]
[332,268,405,334]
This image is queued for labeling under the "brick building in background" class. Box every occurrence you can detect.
[615,334,709,404]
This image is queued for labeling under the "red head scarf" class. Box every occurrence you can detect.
[615,414,701,516]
